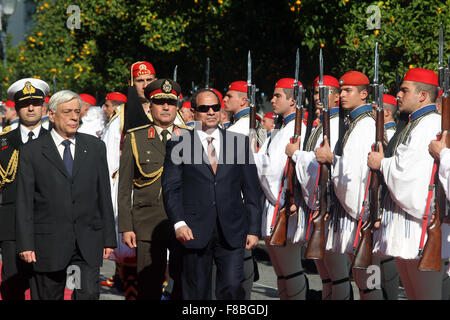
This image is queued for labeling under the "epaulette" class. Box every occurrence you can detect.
[175,124,193,131]
[127,124,152,133]
[0,128,11,136]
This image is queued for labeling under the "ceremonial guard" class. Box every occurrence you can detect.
[118,79,186,300]
[180,101,195,127]
[224,81,266,146]
[285,75,352,300]
[262,112,275,138]
[41,97,51,130]
[315,71,383,299]
[369,68,450,299]
[2,100,19,133]
[382,94,398,142]
[254,78,308,300]
[0,78,50,299]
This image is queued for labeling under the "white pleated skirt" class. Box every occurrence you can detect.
[325,201,358,255]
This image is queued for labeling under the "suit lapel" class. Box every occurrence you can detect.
[150,134,166,157]
[41,134,70,179]
[72,133,88,178]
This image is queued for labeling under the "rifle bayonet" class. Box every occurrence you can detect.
[173,65,178,82]
[205,57,210,89]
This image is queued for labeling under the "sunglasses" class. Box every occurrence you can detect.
[151,98,177,106]
[195,104,221,113]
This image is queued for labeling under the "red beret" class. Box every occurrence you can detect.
[182,101,191,109]
[44,96,50,103]
[106,92,127,103]
[383,94,397,106]
[313,75,340,88]
[131,61,156,78]
[403,68,438,86]
[275,78,302,89]
[211,88,225,109]
[4,100,15,108]
[228,81,248,93]
[79,93,97,106]
[264,112,274,120]
[339,71,369,86]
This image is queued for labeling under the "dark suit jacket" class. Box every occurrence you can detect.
[15,132,117,273]
[0,127,48,241]
[162,128,262,249]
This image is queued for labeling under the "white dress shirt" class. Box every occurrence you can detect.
[50,129,76,160]
[19,124,42,144]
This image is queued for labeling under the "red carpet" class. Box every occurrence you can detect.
[0,262,73,300]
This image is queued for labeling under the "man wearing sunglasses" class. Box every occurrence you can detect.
[162,88,262,300]
[118,78,187,300]
[0,78,50,299]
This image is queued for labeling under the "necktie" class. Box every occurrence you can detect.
[207,136,218,174]
[62,140,73,176]
[26,131,34,144]
[161,129,169,146]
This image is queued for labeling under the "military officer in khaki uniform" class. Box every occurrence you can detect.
[118,79,188,300]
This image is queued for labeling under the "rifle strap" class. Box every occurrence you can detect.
[352,168,373,252]
[305,163,322,241]
[419,160,438,254]
[270,157,290,230]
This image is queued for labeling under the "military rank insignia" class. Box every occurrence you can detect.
[162,80,172,93]
[148,127,156,139]
[1,138,8,150]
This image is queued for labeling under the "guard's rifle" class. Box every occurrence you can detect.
[205,57,210,89]
[353,42,384,268]
[269,49,305,246]
[305,48,331,259]
[247,51,258,147]
[418,24,449,271]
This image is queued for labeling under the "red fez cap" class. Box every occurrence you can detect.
[383,94,397,106]
[79,93,97,106]
[264,112,274,120]
[44,96,50,103]
[255,114,261,123]
[131,61,156,79]
[182,101,191,109]
[211,88,225,109]
[403,68,438,86]
[106,92,127,103]
[313,75,340,88]
[438,90,443,99]
[228,81,248,93]
[275,78,302,89]
[339,71,369,86]
[4,100,15,108]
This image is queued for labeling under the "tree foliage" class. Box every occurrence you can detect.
[1,0,449,101]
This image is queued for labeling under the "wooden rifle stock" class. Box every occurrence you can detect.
[418,94,449,271]
[269,107,303,246]
[353,108,384,268]
[305,109,330,259]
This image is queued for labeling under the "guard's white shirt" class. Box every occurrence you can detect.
[440,147,450,201]
[292,115,340,209]
[78,106,107,138]
[254,119,306,238]
[381,113,440,219]
[227,116,250,136]
[101,107,122,184]
[332,116,375,220]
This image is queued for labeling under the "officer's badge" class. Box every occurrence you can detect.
[22,81,36,95]
[1,138,8,150]
[162,80,172,93]
[148,126,156,139]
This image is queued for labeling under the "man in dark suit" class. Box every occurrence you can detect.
[162,88,262,300]
[16,89,117,300]
[0,78,50,300]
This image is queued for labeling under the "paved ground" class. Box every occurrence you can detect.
[98,240,408,300]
